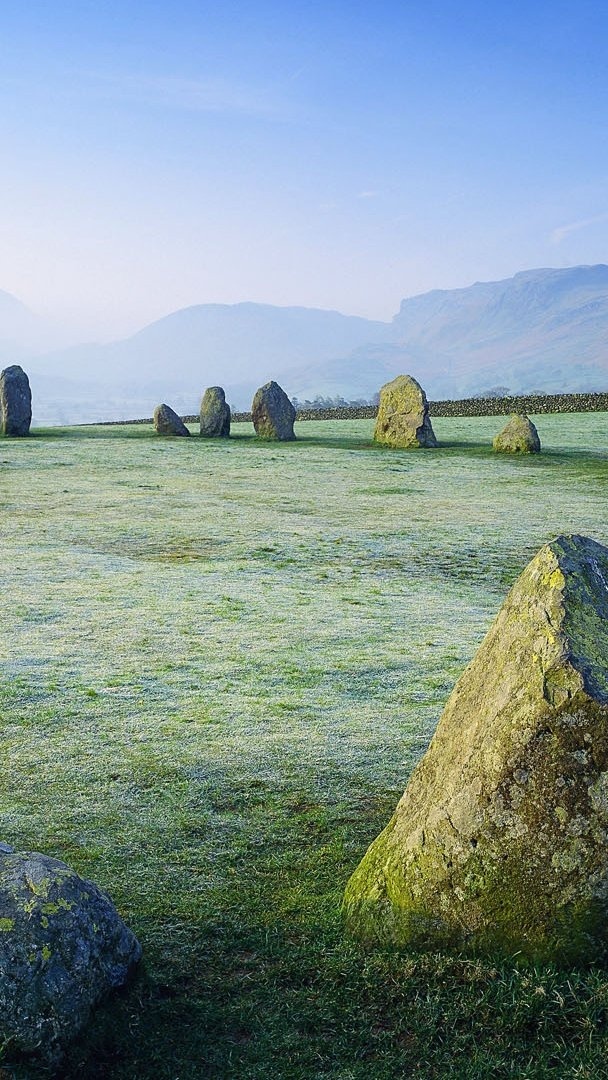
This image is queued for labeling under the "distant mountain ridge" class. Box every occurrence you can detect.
[0,290,60,360]
[25,303,395,423]
[4,264,608,424]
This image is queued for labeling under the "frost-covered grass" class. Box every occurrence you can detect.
[2,413,608,1077]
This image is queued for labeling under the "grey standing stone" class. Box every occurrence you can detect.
[199,386,231,437]
[0,850,141,1064]
[0,365,32,436]
[493,414,541,453]
[344,535,608,964]
[251,380,296,440]
[373,374,437,448]
[153,403,191,436]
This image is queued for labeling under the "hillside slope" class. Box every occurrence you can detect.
[12,264,608,423]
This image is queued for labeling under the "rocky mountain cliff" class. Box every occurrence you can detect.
[387,264,608,398]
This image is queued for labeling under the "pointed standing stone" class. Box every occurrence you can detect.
[199,386,231,437]
[153,404,190,436]
[251,380,296,440]
[0,365,32,436]
[344,535,608,963]
[493,414,541,453]
[373,375,437,448]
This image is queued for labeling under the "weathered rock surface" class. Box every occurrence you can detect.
[0,849,141,1063]
[493,414,541,453]
[0,365,32,436]
[373,374,437,448]
[344,535,608,963]
[251,380,296,440]
[153,403,190,436]
[200,386,231,437]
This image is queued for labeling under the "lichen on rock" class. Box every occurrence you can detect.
[373,375,437,449]
[199,386,231,438]
[493,414,541,453]
[153,403,190,436]
[0,365,32,437]
[343,534,608,964]
[0,850,141,1064]
[251,380,296,440]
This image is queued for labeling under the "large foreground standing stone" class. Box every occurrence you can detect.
[153,403,190,436]
[0,849,141,1063]
[200,386,231,437]
[252,380,296,440]
[0,365,32,436]
[344,535,608,963]
[493,414,541,453]
[373,375,437,448]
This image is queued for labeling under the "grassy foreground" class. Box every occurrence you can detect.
[2,414,608,1078]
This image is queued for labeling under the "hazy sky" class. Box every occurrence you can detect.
[1,1,607,339]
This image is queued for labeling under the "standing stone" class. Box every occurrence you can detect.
[344,535,608,964]
[493,414,541,453]
[251,380,296,440]
[200,386,231,438]
[0,365,32,436]
[373,375,437,448]
[153,403,190,436]
[0,849,141,1064]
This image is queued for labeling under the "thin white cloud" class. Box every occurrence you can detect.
[551,211,608,244]
[356,190,379,199]
[287,66,307,83]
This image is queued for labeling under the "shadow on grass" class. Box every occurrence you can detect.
[21,425,608,471]
[51,897,608,1080]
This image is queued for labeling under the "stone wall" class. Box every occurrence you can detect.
[88,391,608,426]
[229,392,608,422]
[428,391,608,417]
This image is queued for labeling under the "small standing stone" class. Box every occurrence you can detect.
[0,365,32,436]
[493,414,541,453]
[251,380,296,440]
[0,849,141,1064]
[153,403,190,436]
[200,386,231,437]
[373,374,437,448]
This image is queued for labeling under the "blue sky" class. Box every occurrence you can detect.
[1,1,607,337]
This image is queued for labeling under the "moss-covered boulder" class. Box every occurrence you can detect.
[200,386,231,437]
[153,403,190,436]
[493,414,540,453]
[373,374,437,448]
[252,380,295,440]
[0,365,32,436]
[344,534,608,964]
[0,848,141,1064]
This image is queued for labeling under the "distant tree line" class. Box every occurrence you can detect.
[290,393,380,410]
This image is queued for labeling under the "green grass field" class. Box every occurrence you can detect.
[2,414,608,1079]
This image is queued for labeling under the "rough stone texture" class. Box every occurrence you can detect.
[153,403,190,436]
[199,386,231,437]
[493,414,541,453]
[373,375,437,448]
[0,365,32,436]
[251,380,296,440]
[0,849,141,1063]
[344,535,608,964]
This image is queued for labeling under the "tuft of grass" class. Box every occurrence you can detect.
[2,415,608,1076]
